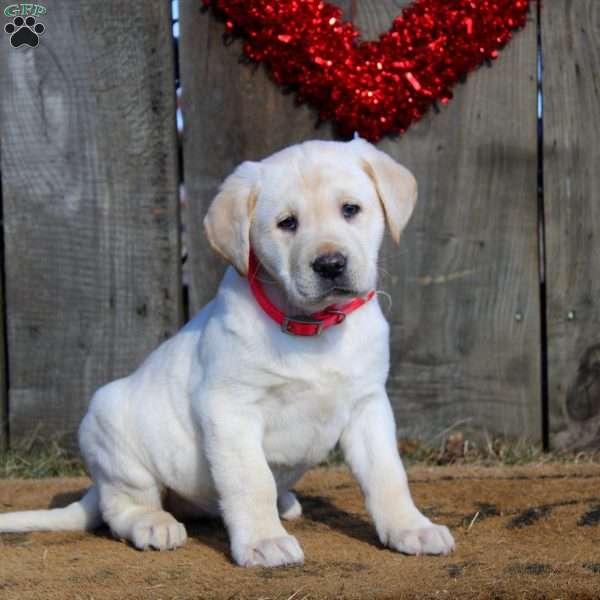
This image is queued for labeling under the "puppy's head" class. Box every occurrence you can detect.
[204,139,417,310]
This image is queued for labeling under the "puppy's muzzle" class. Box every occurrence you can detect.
[311,252,347,280]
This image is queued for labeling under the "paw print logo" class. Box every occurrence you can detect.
[4,16,45,48]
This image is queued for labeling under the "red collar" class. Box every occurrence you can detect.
[248,249,376,337]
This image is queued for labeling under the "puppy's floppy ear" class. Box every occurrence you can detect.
[203,161,261,276]
[351,138,417,244]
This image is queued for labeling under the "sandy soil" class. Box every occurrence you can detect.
[2,464,600,599]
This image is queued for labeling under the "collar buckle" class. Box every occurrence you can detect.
[281,315,325,336]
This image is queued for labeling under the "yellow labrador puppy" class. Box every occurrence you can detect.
[0,139,454,567]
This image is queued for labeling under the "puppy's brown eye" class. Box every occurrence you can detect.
[277,216,298,232]
[342,204,361,219]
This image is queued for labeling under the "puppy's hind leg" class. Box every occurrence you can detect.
[278,491,302,521]
[98,481,187,551]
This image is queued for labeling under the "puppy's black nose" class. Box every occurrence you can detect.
[312,252,347,280]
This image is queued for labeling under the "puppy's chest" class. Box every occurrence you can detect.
[259,369,358,467]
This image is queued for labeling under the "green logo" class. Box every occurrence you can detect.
[4,3,46,47]
[4,3,46,17]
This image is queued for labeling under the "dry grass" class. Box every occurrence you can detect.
[1,430,600,479]
[322,431,600,468]
[0,435,86,479]
[397,431,600,467]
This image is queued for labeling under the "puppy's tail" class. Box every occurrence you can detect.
[0,486,102,532]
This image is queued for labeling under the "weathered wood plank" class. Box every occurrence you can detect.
[355,1,541,441]
[543,0,600,449]
[0,0,182,446]
[180,0,540,441]
[178,0,353,313]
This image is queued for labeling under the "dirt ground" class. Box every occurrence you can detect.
[1,464,600,600]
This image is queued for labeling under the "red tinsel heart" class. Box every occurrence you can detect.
[203,0,531,141]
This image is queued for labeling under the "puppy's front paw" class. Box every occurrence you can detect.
[387,523,455,556]
[131,512,188,551]
[234,535,304,567]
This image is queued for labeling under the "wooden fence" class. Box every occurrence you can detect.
[0,0,597,450]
